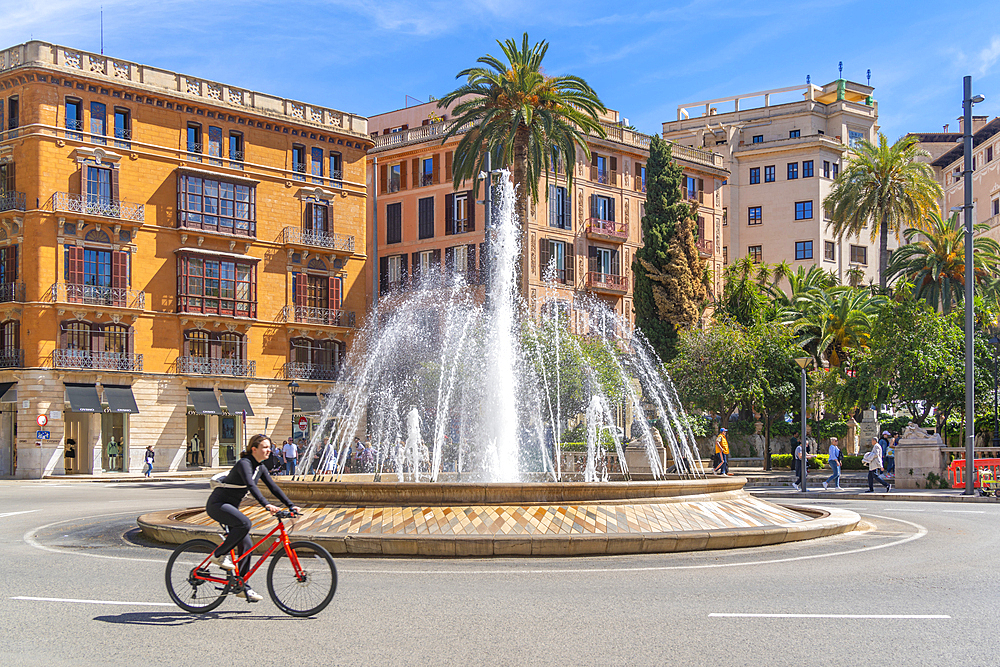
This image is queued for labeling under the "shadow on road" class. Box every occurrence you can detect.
[93,610,307,625]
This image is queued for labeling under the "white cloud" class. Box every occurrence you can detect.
[980,36,1000,76]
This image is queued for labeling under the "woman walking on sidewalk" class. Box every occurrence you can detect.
[143,446,155,478]
[823,437,842,490]
[863,436,891,493]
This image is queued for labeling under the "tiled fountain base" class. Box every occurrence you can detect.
[138,480,860,557]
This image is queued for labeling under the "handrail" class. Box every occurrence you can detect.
[51,192,145,222]
[282,227,355,253]
[51,282,145,309]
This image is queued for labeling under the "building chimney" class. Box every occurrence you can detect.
[943,124,949,133]
[958,116,964,134]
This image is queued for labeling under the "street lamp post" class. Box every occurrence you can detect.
[990,334,1000,449]
[287,380,299,440]
[795,357,811,492]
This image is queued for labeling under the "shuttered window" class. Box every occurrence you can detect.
[418,196,434,239]
[386,202,402,244]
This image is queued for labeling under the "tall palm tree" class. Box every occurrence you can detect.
[438,34,607,240]
[791,287,884,367]
[824,134,942,289]
[885,210,1000,313]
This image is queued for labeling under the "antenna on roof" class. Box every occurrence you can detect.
[806,75,810,86]
[839,61,843,78]
[867,69,871,86]
[100,6,104,54]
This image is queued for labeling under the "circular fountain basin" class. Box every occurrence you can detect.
[138,476,860,557]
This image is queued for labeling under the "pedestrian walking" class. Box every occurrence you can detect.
[143,445,155,478]
[885,432,898,477]
[792,439,813,490]
[823,437,842,490]
[863,436,891,492]
[714,428,731,475]
[281,439,298,475]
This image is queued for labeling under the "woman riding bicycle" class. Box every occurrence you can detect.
[207,433,300,602]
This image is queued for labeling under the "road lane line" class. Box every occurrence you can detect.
[0,510,39,519]
[24,511,175,564]
[942,510,985,514]
[710,613,949,619]
[11,596,174,607]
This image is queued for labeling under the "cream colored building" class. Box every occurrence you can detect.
[662,80,885,282]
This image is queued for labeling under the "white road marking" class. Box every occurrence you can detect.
[11,596,174,607]
[882,509,926,512]
[0,510,39,519]
[942,510,985,514]
[24,510,175,564]
[710,613,949,619]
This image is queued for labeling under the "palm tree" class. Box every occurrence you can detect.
[438,34,607,240]
[824,134,942,289]
[791,287,885,367]
[885,210,1000,313]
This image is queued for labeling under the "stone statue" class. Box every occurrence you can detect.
[846,417,859,455]
[751,421,765,458]
[901,422,937,442]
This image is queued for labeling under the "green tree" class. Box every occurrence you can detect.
[438,33,606,239]
[632,136,704,361]
[885,210,1000,314]
[746,322,800,467]
[790,287,884,367]
[824,134,942,288]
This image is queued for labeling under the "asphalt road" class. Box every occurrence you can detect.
[0,479,996,666]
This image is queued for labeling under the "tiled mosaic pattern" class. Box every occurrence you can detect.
[185,496,807,536]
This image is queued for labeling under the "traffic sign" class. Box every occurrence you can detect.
[36,414,48,427]
[36,430,50,439]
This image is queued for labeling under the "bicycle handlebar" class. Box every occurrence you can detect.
[275,509,301,519]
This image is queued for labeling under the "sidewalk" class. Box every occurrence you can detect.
[29,469,221,483]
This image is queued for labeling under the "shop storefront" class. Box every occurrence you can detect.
[63,383,139,474]
[0,382,16,476]
[186,387,255,468]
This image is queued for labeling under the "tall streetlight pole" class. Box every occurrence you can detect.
[962,76,986,495]
[795,357,811,492]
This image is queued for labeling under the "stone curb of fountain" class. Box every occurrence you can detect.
[136,505,860,558]
[749,488,1000,503]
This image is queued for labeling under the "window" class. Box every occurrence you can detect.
[0,320,19,363]
[823,161,831,178]
[592,194,614,222]
[291,338,342,374]
[90,102,107,145]
[752,135,763,144]
[418,196,434,239]
[802,160,814,178]
[593,154,614,184]
[549,185,571,229]
[416,250,436,278]
[305,202,328,235]
[177,173,256,236]
[292,145,306,180]
[293,272,341,313]
[5,97,18,138]
[749,167,760,185]
[795,201,813,220]
[449,245,469,274]
[539,239,573,284]
[177,253,256,317]
[849,130,864,148]
[789,129,800,139]
[385,202,402,244]
[187,124,202,159]
[636,164,646,192]
[722,246,728,264]
[787,162,798,180]
[988,146,994,163]
[824,241,835,261]
[722,207,728,226]
[685,176,702,199]
[65,99,83,140]
[795,240,813,260]
[0,245,17,292]
[388,164,401,193]
[748,206,762,225]
[764,166,775,183]
[421,158,434,187]
[446,192,475,235]
[589,246,617,277]
[832,163,839,178]
[229,132,244,167]
[59,321,133,361]
[310,147,324,184]
[850,245,867,265]
[207,126,223,165]
[329,152,342,183]
[993,198,999,216]
[87,166,113,204]
[113,108,130,149]
[182,330,249,374]
[748,245,762,262]
[63,244,130,305]
[384,254,405,291]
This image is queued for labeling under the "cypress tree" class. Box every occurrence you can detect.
[632,136,707,362]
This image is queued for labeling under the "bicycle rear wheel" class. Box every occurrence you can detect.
[165,539,231,613]
[266,540,337,616]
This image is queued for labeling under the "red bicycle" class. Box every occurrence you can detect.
[165,510,336,616]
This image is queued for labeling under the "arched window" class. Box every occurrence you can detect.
[290,337,343,378]
[103,324,129,356]
[84,229,112,244]
[219,333,242,360]
[0,320,21,368]
[182,330,247,376]
[186,330,209,358]
[63,321,92,351]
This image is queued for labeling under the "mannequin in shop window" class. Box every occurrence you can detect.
[64,438,76,473]
[108,436,119,471]
[190,433,202,466]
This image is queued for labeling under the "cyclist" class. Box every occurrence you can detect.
[207,433,300,602]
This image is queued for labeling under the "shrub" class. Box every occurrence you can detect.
[769,454,828,470]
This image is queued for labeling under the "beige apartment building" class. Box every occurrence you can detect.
[662,80,884,283]
[0,41,370,478]
[912,116,1000,242]
[365,100,728,328]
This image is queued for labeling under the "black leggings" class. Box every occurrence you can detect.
[206,501,252,576]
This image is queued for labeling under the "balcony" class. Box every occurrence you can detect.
[696,239,714,257]
[51,192,145,223]
[0,282,24,303]
[0,191,25,212]
[283,362,340,381]
[187,142,203,162]
[585,272,628,294]
[0,348,23,368]
[114,128,131,150]
[585,218,628,243]
[293,163,307,180]
[420,172,434,187]
[53,349,143,372]
[282,226,355,253]
[51,283,145,309]
[229,151,245,170]
[590,166,617,186]
[65,119,84,141]
[281,305,356,328]
[176,356,255,377]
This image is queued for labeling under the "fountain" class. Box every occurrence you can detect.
[139,173,860,556]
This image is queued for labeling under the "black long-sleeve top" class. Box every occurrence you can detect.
[207,454,294,509]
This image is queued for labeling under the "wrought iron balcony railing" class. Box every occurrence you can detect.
[176,356,256,377]
[51,283,145,309]
[585,272,629,293]
[293,163,307,180]
[590,166,617,186]
[0,282,25,303]
[53,349,143,372]
[229,150,245,170]
[420,173,434,187]
[281,305,355,327]
[65,119,83,140]
[282,361,340,381]
[114,128,132,150]
[696,239,714,257]
[585,218,628,242]
[282,226,355,253]
[0,348,23,368]
[0,191,25,212]
[51,192,145,222]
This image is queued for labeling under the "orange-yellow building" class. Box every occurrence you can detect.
[0,41,370,478]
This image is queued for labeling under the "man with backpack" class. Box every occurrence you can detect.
[823,437,843,490]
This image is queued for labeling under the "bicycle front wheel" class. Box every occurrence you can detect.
[266,540,337,616]
[165,538,231,613]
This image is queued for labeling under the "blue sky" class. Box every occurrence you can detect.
[2,0,999,139]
